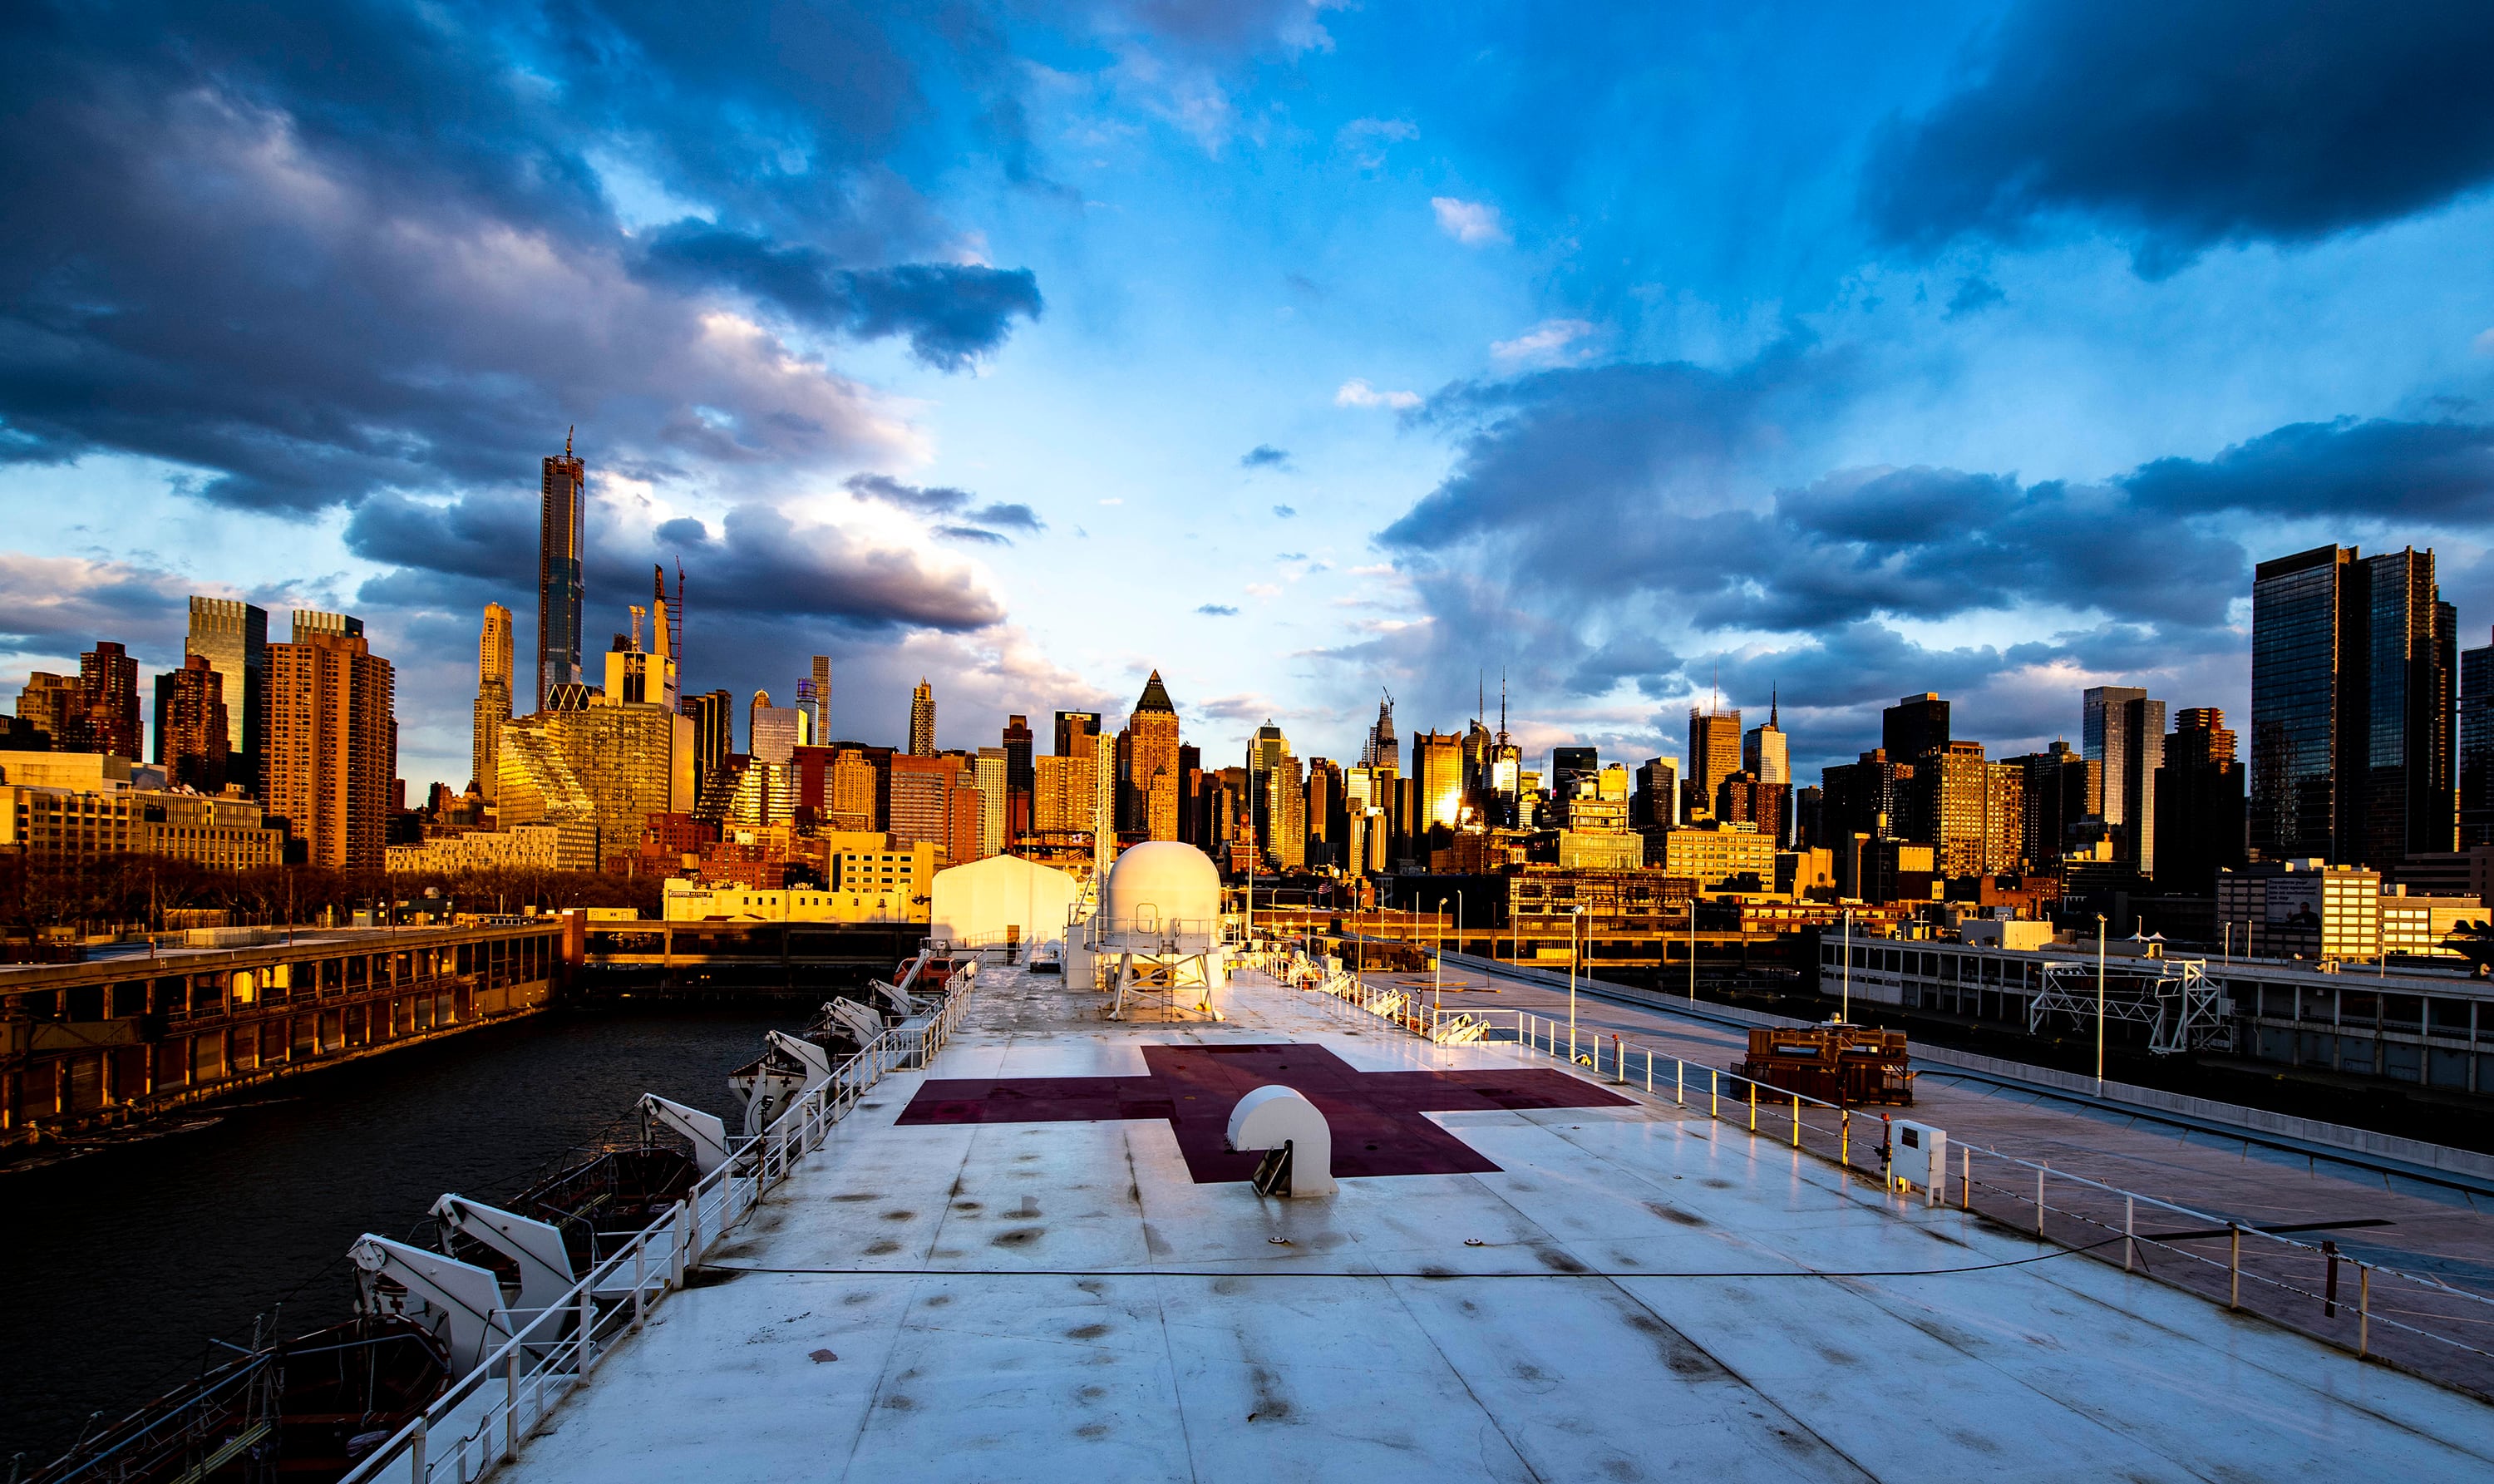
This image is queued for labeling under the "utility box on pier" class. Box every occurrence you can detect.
[1890,1120,1946,1201]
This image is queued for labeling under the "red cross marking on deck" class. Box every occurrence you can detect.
[894,1043,1634,1181]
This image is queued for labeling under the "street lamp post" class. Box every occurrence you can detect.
[1841,909,1853,1025]
[2096,913,2109,1096]
[1568,904,1587,1055]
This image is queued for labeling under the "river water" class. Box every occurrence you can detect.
[0,1003,796,1472]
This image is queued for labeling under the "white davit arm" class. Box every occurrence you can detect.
[766,1029,834,1092]
[871,977,918,1018]
[431,1194,576,1317]
[825,998,885,1043]
[349,1234,513,1374]
[640,1092,731,1176]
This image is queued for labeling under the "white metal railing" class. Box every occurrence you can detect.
[1264,950,2494,1400]
[338,969,978,1484]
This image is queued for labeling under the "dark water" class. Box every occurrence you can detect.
[0,1003,796,1472]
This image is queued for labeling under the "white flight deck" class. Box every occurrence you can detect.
[497,965,2494,1482]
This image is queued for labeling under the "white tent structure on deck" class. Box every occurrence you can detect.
[928,854,1082,961]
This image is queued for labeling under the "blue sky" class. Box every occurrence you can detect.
[5,0,2493,793]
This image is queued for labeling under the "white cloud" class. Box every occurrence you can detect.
[2475,327,2494,355]
[1431,196,1510,246]
[1334,377,1421,410]
[1338,117,1419,169]
[1491,318,1597,365]
[1098,496,1125,505]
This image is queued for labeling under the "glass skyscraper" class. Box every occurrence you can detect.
[2462,629,2494,847]
[539,434,586,712]
[185,596,266,796]
[2249,544,2454,867]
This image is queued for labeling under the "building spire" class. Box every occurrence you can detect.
[1770,686,1778,729]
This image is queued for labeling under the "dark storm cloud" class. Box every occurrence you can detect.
[639,224,1042,371]
[1863,0,2494,263]
[2125,417,2494,522]
[1240,444,1291,470]
[0,0,1044,515]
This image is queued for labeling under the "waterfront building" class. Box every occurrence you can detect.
[1654,821,1777,887]
[383,823,589,875]
[80,640,143,763]
[473,603,514,800]
[152,654,229,792]
[909,678,936,756]
[2156,708,2248,894]
[2250,544,2457,867]
[2218,860,2383,962]
[2,781,283,869]
[186,598,268,796]
[1122,672,1181,842]
[539,432,586,711]
[2462,628,2494,847]
[264,627,395,871]
[2083,685,2166,875]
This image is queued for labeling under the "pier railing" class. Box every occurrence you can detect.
[1269,950,2494,1404]
[337,967,977,1484]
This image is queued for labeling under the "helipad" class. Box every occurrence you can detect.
[491,965,2493,1482]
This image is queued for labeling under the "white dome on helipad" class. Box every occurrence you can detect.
[1102,841,1220,947]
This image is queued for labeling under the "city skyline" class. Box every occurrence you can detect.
[4,2,2494,792]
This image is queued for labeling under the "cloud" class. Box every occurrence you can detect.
[1335,377,1422,411]
[937,525,1013,545]
[2123,417,2494,524]
[1861,0,2494,266]
[1490,318,1596,365]
[346,489,1005,634]
[0,552,195,658]
[1272,504,1298,518]
[1240,444,1293,470]
[0,1,1042,516]
[843,476,1042,536]
[1338,116,1418,169]
[638,225,1042,372]
[1097,496,1125,505]
[1945,275,2005,318]
[1196,603,1240,616]
[964,502,1044,532]
[1431,196,1511,246]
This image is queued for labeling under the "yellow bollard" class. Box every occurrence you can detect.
[1841,1109,1851,1166]
[1791,1093,1801,1148]
[1747,1081,1757,1132]
[1709,1069,1718,1117]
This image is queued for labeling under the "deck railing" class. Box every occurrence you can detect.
[1270,950,2494,1404]
[336,968,977,1484]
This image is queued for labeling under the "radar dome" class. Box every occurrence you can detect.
[1100,841,1222,950]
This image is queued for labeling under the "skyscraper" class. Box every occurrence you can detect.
[685,689,733,802]
[1550,746,1599,797]
[1688,706,1742,818]
[1882,693,1949,762]
[13,671,81,749]
[473,603,514,799]
[153,653,229,791]
[2155,708,2246,892]
[539,431,586,712]
[2012,741,2097,869]
[1743,698,1790,845]
[80,640,141,762]
[1415,731,1464,831]
[749,690,801,765]
[2250,545,2455,866]
[975,747,1007,860]
[2462,629,2494,847]
[909,678,936,756]
[187,597,267,796]
[265,627,395,870]
[1002,713,1034,846]
[1361,691,1398,773]
[2083,686,2166,875]
[1054,710,1102,758]
[811,655,832,741]
[1124,671,1181,841]
[292,609,363,641]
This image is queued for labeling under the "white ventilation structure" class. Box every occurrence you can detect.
[1225,1085,1335,1198]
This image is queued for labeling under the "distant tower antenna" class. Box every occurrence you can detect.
[564,425,574,459]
